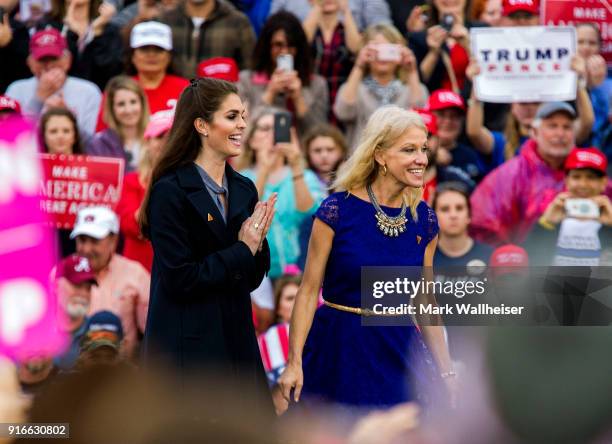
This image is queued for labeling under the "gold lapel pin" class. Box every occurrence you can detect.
[207,213,214,222]
[416,235,422,244]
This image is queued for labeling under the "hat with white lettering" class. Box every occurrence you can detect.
[0,95,21,114]
[197,57,239,82]
[130,21,172,51]
[57,255,97,285]
[427,89,466,112]
[564,147,607,176]
[535,101,576,120]
[502,0,539,16]
[30,29,68,60]
[70,206,119,240]
[490,244,529,267]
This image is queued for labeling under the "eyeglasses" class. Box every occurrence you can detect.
[271,41,293,50]
[255,125,273,132]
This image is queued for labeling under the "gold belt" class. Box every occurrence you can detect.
[323,300,405,317]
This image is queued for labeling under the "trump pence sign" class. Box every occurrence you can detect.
[471,26,577,103]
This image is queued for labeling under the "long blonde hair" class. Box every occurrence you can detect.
[332,106,426,220]
[362,23,410,83]
[103,76,149,144]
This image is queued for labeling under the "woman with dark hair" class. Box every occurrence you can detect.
[87,75,149,172]
[140,78,276,409]
[40,108,83,257]
[408,0,482,92]
[94,21,189,132]
[237,11,329,133]
[35,0,123,90]
[40,107,83,155]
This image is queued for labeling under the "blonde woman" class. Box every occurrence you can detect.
[87,75,149,172]
[278,106,455,412]
[334,23,428,150]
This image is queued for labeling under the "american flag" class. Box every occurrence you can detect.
[258,323,290,386]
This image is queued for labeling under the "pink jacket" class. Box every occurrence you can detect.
[471,139,565,246]
[471,139,612,246]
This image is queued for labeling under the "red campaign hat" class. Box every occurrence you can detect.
[0,95,21,114]
[57,255,97,285]
[414,109,438,136]
[29,29,68,60]
[427,90,466,112]
[502,0,539,16]
[564,147,608,175]
[490,244,529,267]
[197,57,239,83]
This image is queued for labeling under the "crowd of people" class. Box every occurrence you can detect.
[1,0,612,441]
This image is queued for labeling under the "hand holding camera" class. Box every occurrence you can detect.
[355,43,378,69]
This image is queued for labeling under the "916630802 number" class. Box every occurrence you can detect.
[1,423,69,438]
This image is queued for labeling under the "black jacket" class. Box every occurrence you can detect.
[0,16,30,93]
[142,162,270,398]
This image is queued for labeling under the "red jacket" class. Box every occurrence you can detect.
[116,172,153,272]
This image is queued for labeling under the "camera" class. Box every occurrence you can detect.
[565,198,600,220]
[376,44,402,63]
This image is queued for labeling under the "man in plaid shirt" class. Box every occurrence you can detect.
[161,0,255,78]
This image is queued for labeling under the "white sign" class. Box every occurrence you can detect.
[470,26,577,103]
[18,0,51,22]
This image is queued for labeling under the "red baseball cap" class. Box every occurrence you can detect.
[197,57,239,83]
[30,29,67,60]
[414,109,438,136]
[0,96,21,114]
[502,0,539,16]
[427,89,466,112]
[57,255,97,286]
[490,244,529,267]
[564,147,608,176]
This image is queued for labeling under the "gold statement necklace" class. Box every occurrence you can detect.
[366,184,407,237]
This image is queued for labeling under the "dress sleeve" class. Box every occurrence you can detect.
[423,204,439,244]
[314,193,341,231]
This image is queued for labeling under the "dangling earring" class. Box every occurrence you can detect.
[381,164,387,176]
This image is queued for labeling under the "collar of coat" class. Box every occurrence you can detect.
[176,162,254,242]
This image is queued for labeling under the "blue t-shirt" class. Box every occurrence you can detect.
[434,240,493,270]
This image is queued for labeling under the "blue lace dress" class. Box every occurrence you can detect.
[301,191,440,408]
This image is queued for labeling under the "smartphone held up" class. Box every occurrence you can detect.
[276,54,294,72]
[273,111,292,144]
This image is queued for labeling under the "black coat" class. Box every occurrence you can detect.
[142,162,270,398]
